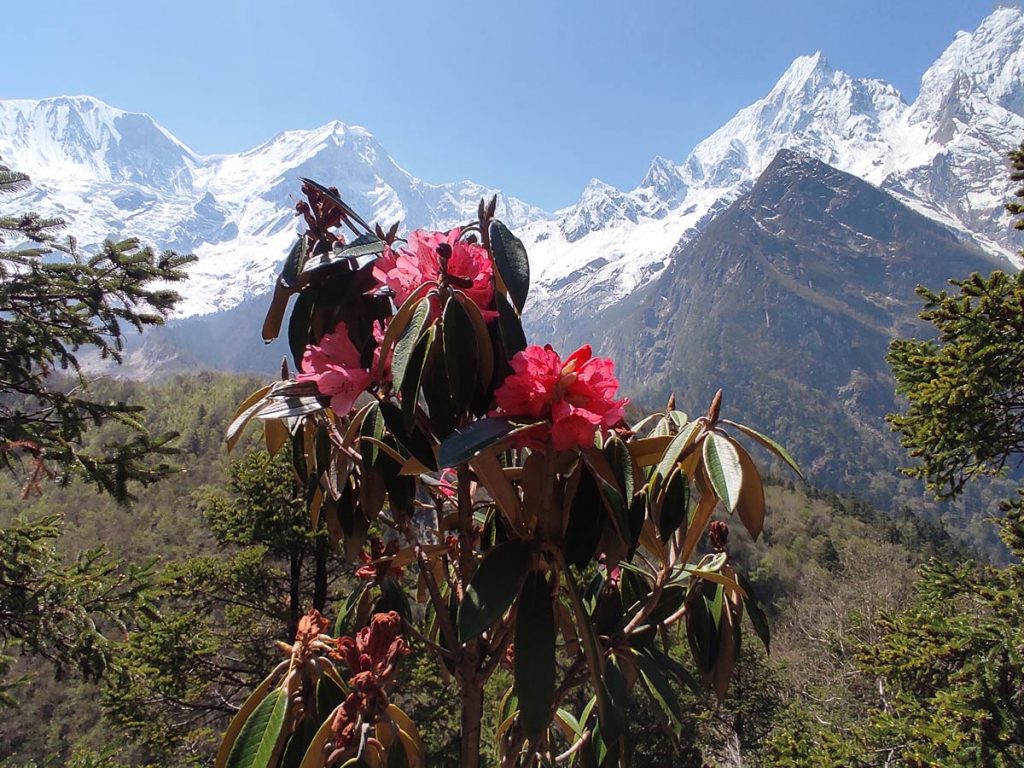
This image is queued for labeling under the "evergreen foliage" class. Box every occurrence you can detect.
[0,158,194,502]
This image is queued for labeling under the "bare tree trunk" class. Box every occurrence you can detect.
[313,538,328,612]
[288,550,302,640]
[459,655,483,768]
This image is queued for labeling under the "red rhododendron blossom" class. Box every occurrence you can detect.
[372,228,496,318]
[296,323,372,415]
[493,344,628,450]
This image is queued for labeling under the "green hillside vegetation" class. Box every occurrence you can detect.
[0,373,970,767]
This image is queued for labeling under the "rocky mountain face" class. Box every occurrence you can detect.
[600,149,1003,490]
[521,7,1024,348]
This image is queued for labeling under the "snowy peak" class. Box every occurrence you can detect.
[0,94,548,316]
[914,6,1024,121]
[0,96,197,192]
[557,178,640,242]
[684,51,907,188]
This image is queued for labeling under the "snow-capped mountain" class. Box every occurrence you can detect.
[1,8,1021,327]
[0,97,548,316]
[520,7,1024,341]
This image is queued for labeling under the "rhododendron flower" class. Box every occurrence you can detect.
[492,344,628,450]
[296,322,372,415]
[355,538,404,582]
[373,228,496,318]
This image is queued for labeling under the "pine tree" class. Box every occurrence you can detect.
[0,159,195,705]
[0,158,195,501]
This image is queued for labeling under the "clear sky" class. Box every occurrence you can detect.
[1,0,998,209]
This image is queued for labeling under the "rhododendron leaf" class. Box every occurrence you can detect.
[488,220,530,313]
[225,686,289,768]
[564,465,605,570]
[361,403,385,465]
[393,299,431,394]
[379,401,437,472]
[737,571,770,653]
[299,233,384,279]
[376,575,413,624]
[679,472,718,565]
[226,385,273,453]
[215,661,287,768]
[281,235,308,291]
[287,289,317,369]
[377,282,432,379]
[281,717,318,768]
[703,431,743,512]
[442,296,477,414]
[453,290,495,396]
[458,539,532,642]
[632,649,684,740]
[298,715,335,768]
[334,581,367,637]
[581,448,629,548]
[720,419,803,478]
[653,421,701,486]
[601,656,628,742]
[255,396,324,421]
[730,437,766,540]
[658,467,690,542]
[495,291,527,357]
[400,325,433,430]
[603,436,635,503]
[438,416,521,468]
[515,571,556,740]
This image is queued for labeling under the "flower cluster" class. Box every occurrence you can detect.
[373,228,495,318]
[328,611,410,754]
[355,538,404,582]
[493,343,628,450]
[296,323,371,415]
[299,227,498,415]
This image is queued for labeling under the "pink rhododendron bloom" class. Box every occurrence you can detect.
[372,228,496,318]
[296,323,372,415]
[492,344,628,451]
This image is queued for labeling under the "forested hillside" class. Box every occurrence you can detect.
[0,374,970,767]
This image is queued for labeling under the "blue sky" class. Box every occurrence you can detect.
[2,1,995,209]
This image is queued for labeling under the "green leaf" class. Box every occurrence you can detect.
[489,220,530,313]
[281,717,318,768]
[254,397,324,421]
[317,672,347,721]
[333,581,366,638]
[653,421,700,485]
[400,325,434,430]
[442,295,477,413]
[702,431,742,512]
[458,539,532,642]
[226,687,289,768]
[279,235,308,291]
[658,468,690,542]
[378,401,437,472]
[287,289,317,370]
[299,233,385,278]
[632,651,684,739]
[564,466,606,570]
[495,291,527,357]
[438,416,520,468]
[721,419,804,479]
[601,656,627,743]
[392,299,431,392]
[737,571,770,653]
[515,571,555,739]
